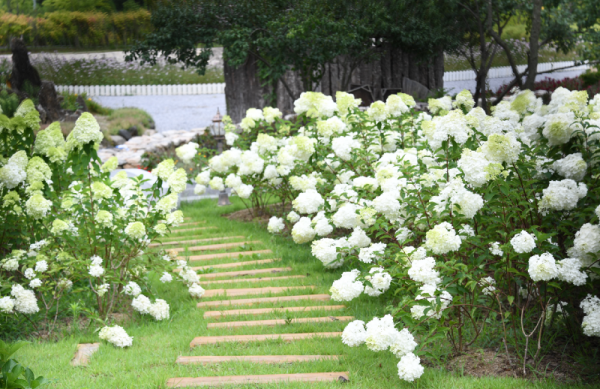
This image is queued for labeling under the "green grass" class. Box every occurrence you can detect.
[11,198,599,388]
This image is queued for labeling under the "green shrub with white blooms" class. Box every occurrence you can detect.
[187,88,600,379]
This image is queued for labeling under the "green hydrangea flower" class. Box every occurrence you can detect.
[91,182,113,199]
[95,210,113,227]
[51,219,70,234]
[125,221,146,240]
[101,156,119,173]
[25,193,52,219]
[26,157,52,184]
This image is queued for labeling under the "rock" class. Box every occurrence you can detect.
[118,129,134,141]
[10,38,41,92]
[111,135,126,146]
[38,81,61,122]
[402,77,430,101]
[123,164,136,169]
[145,129,157,136]
[76,95,88,112]
[148,120,156,129]
[128,125,139,137]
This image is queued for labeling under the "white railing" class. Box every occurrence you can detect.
[443,61,590,82]
[55,83,226,96]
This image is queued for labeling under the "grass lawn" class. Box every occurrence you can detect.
[12,198,599,388]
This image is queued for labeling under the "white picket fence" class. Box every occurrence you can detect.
[55,83,225,97]
[54,61,589,96]
[443,61,590,82]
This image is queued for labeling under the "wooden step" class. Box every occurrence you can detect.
[70,343,100,366]
[190,332,342,347]
[175,221,206,227]
[169,241,262,253]
[203,286,314,298]
[204,305,346,319]
[197,294,330,308]
[208,316,354,328]
[169,226,217,234]
[202,275,305,285]
[200,267,292,280]
[167,372,349,387]
[176,354,339,365]
[149,236,245,248]
[183,249,273,262]
[173,259,280,273]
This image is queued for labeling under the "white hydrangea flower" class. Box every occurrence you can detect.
[332,203,360,229]
[175,142,199,164]
[97,283,110,297]
[267,216,285,233]
[292,190,324,214]
[408,256,440,285]
[148,299,170,321]
[331,135,361,161]
[510,230,536,254]
[424,222,461,255]
[358,243,386,263]
[490,242,503,256]
[528,252,559,282]
[0,296,15,313]
[364,314,397,352]
[411,284,452,320]
[539,179,587,211]
[568,223,600,266]
[180,268,200,286]
[291,217,316,244]
[24,268,36,280]
[234,184,253,199]
[478,276,496,296]
[132,294,152,314]
[330,269,364,301]
[397,353,424,382]
[556,257,587,286]
[542,113,575,145]
[457,149,491,187]
[553,153,587,181]
[341,320,367,347]
[348,227,371,248]
[160,272,173,283]
[189,283,205,298]
[390,328,418,358]
[311,238,344,268]
[287,211,300,223]
[581,295,600,337]
[11,284,39,314]
[99,325,133,348]
[124,281,142,297]
[364,267,392,297]
[209,176,225,191]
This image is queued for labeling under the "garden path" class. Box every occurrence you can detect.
[161,217,350,387]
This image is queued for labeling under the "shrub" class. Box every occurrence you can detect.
[187,89,600,380]
[0,99,199,342]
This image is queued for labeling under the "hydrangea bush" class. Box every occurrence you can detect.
[0,101,194,339]
[191,88,600,379]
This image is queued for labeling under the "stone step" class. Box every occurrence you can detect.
[197,294,330,308]
[183,249,273,262]
[175,355,339,365]
[204,305,346,319]
[70,343,100,366]
[200,267,292,280]
[190,332,342,347]
[149,236,245,248]
[185,258,280,272]
[169,241,262,253]
[202,275,305,285]
[208,316,354,328]
[167,372,349,387]
[175,221,206,227]
[203,286,314,298]
[169,226,217,234]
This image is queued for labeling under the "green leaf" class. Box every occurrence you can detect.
[507,295,514,305]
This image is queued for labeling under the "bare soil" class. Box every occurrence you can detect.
[225,204,292,225]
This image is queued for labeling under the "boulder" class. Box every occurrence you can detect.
[402,77,430,101]
[110,135,126,146]
[144,129,157,136]
[76,95,88,112]
[118,129,134,141]
[38,81,62,122]
[9,38,41,92]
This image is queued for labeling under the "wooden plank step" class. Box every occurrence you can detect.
[203,286,314,298]
[202,275,305,285]
[190,332,342,347]
[200,267,292,280]
[70,343,100,366]
[176,355,339,365]
[167,372,349,387]
[169,241,262,253]
[208,316,354,328]
[204,305,346,319]
[149,236,245,248]
[197,294,330,308]
[183,250,273,261]
[175,221,206,227]
[173,259,280,273]
[169,226,217,234]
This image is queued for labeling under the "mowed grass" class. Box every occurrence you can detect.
[13,198,597,389]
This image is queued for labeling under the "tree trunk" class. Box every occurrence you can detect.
[524,0,543,90]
